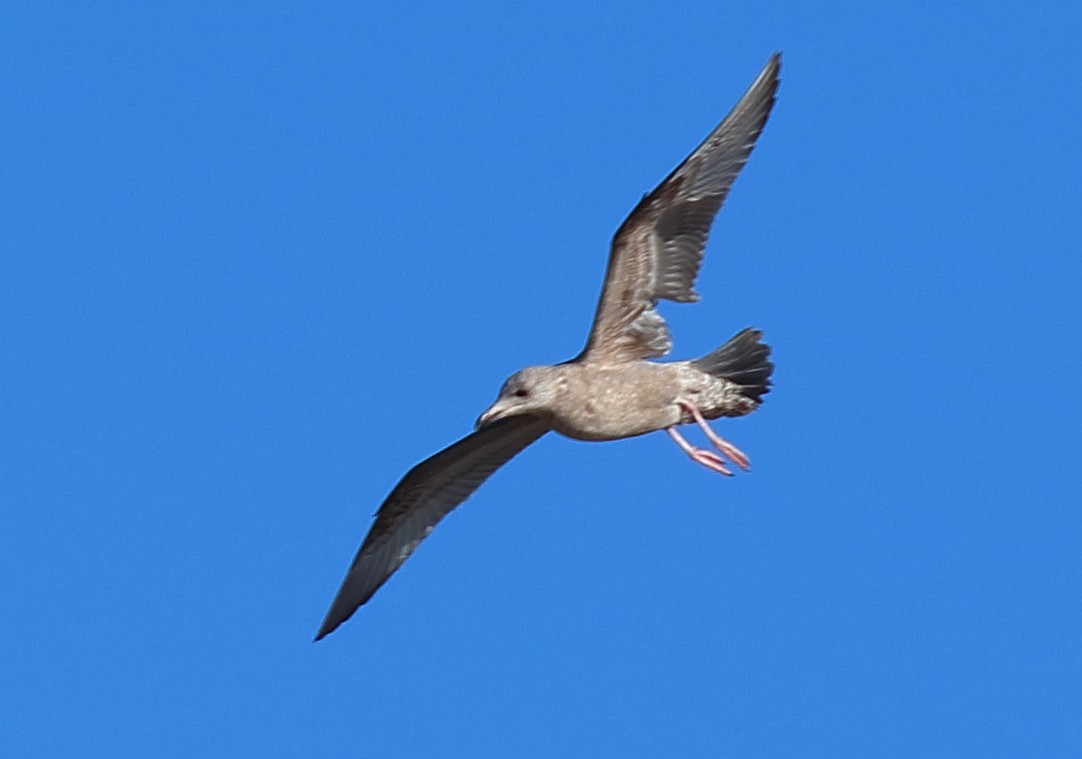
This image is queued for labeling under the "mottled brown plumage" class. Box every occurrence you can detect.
[316,54,781,640]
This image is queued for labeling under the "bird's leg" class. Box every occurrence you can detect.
[677,398,751,472]
[666,426,734,476]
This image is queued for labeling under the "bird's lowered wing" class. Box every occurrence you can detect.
[316,415,550,639]
[578,53,780,364]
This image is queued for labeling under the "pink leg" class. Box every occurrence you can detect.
[677,398,751,472]
[666,427,734,476]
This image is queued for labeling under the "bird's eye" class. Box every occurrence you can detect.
[513,389,529,398]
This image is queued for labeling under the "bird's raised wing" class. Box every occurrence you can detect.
[578,53,780,364]
[315,415,549,639]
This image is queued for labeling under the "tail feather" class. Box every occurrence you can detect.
[693,328,773,403]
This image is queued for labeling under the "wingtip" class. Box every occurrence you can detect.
[762,51,782,83]
[314,598,353,641]
[313,608,349,642]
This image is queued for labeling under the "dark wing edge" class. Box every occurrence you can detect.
[578,53,781,364]
[314,415,550,640]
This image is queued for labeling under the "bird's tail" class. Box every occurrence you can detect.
[693,328,773,404]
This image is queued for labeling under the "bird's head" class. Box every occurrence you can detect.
[475,365,562,430]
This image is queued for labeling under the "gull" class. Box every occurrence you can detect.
[316,53,780,640]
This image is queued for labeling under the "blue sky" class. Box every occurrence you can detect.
[3,2,1080,756]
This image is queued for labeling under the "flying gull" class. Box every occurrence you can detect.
[316,53,780,640]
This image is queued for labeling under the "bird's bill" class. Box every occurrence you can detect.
[475,401,511,430]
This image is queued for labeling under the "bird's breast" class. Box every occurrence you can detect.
[549,363,683,441]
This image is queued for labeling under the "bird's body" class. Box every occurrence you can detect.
[316,54,782,639]
[505,361,758,442]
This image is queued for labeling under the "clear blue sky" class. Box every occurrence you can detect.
[3,2,1080,756]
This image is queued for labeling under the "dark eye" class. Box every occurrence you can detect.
[514,389,529,398]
